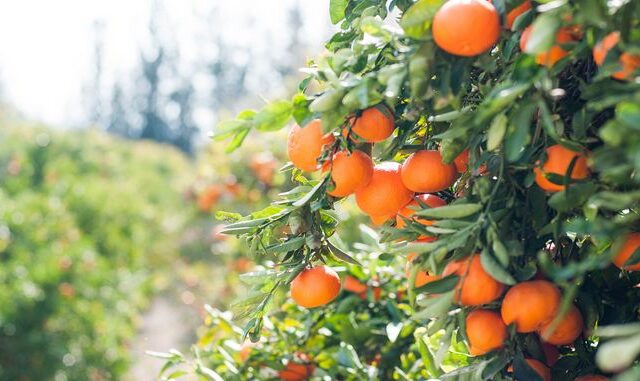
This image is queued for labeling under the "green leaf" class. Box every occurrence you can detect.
[399,0,444,39]
[212,119,250,140]
[264,236,306,254]
[309,89,345,113]
[291,93,313,126]
[596,333,640,372]
[415,274,459,294]
[523,13,559,54]
[487,114,508,151]
[413,291,454,319]
[225,128,250,153]
[254,100,292,131]
[480,249,516,285]
[415,203,482,219]
[409,43,433,98]
[239,270,280,285]
[504,103,535,162]
[548,183,598,212]
[491,239,510,267]
[616,102,640,129]
[293,179,327,207]
[328,241,362,265]
[360,16,386,37]
[220,218,268,235]
[329,0,348,24]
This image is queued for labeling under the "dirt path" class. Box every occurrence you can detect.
[125,295,198,381]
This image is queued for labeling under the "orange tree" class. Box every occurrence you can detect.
[164,0,640,380]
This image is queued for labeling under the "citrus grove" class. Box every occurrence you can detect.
[160,0,640,380]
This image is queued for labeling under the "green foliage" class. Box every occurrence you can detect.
[173,0,640,380]
[0,112,192,380]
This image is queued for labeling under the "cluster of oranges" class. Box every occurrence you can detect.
[281,99,640,380]
[275,2,640,380]
[431,0,639,78]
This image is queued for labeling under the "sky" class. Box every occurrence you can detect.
[0,0,332,128]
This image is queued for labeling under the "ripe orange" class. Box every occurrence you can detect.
[453,148,469,173]
[198,185,222,212]
[521,26,577,67]
[287,120,335,172]
[465,309,508,355]
[224,176,242,196]
[432,0,501,57]
[347,107,395,143]
[539,305,583,345]
[407,252,441,288]
[510,359,551,381]
[442,254,505,306]
[238,342,252,362]
[250,153,277,185]
[290,266,341,308]
[401,150,458,193]
[534,144,590,192]
[575,375,609,381]
[343,276,381,300]
[501,280,561,333]
[593,32,640,80]
[326,150,373,197]
[369,213,394,226]
[278,357,315,381]
[612,233,640,271]
[343,275,368,294]
[356,162,414,219]
[396,194,447,235]
[505,1,531,30]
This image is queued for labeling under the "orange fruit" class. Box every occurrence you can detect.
[534,144,590,192]
[521,26,577,67]
[326,150,373,197]
[396,194,447,232]
[612,233,640,271]
[224,176,242,196]
[343,275,368,294]
[278,358,315,381]
[290,266,341,308]
[506,1,531,30]
[369,213,394,226]
[501,280,561,333]
[593,32,640,80]
[539,305,583,345]
[407,252,441,288]
[541,342,560,366]
[442,254,505,306]
[465,309,508,355]
[287,120,335,172]
[401,150,458,193]
[509,359,551,381]
[432,0,501,57]
[344,276,380,300]
[250,153,277,185]
[453,148,469,173]
[198,185,222,211]
[347,107,395,143]
[356,162,414,219]
[575,375,609,381]
[238,342,253,362]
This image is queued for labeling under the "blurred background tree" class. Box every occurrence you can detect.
[0,1,331,379]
